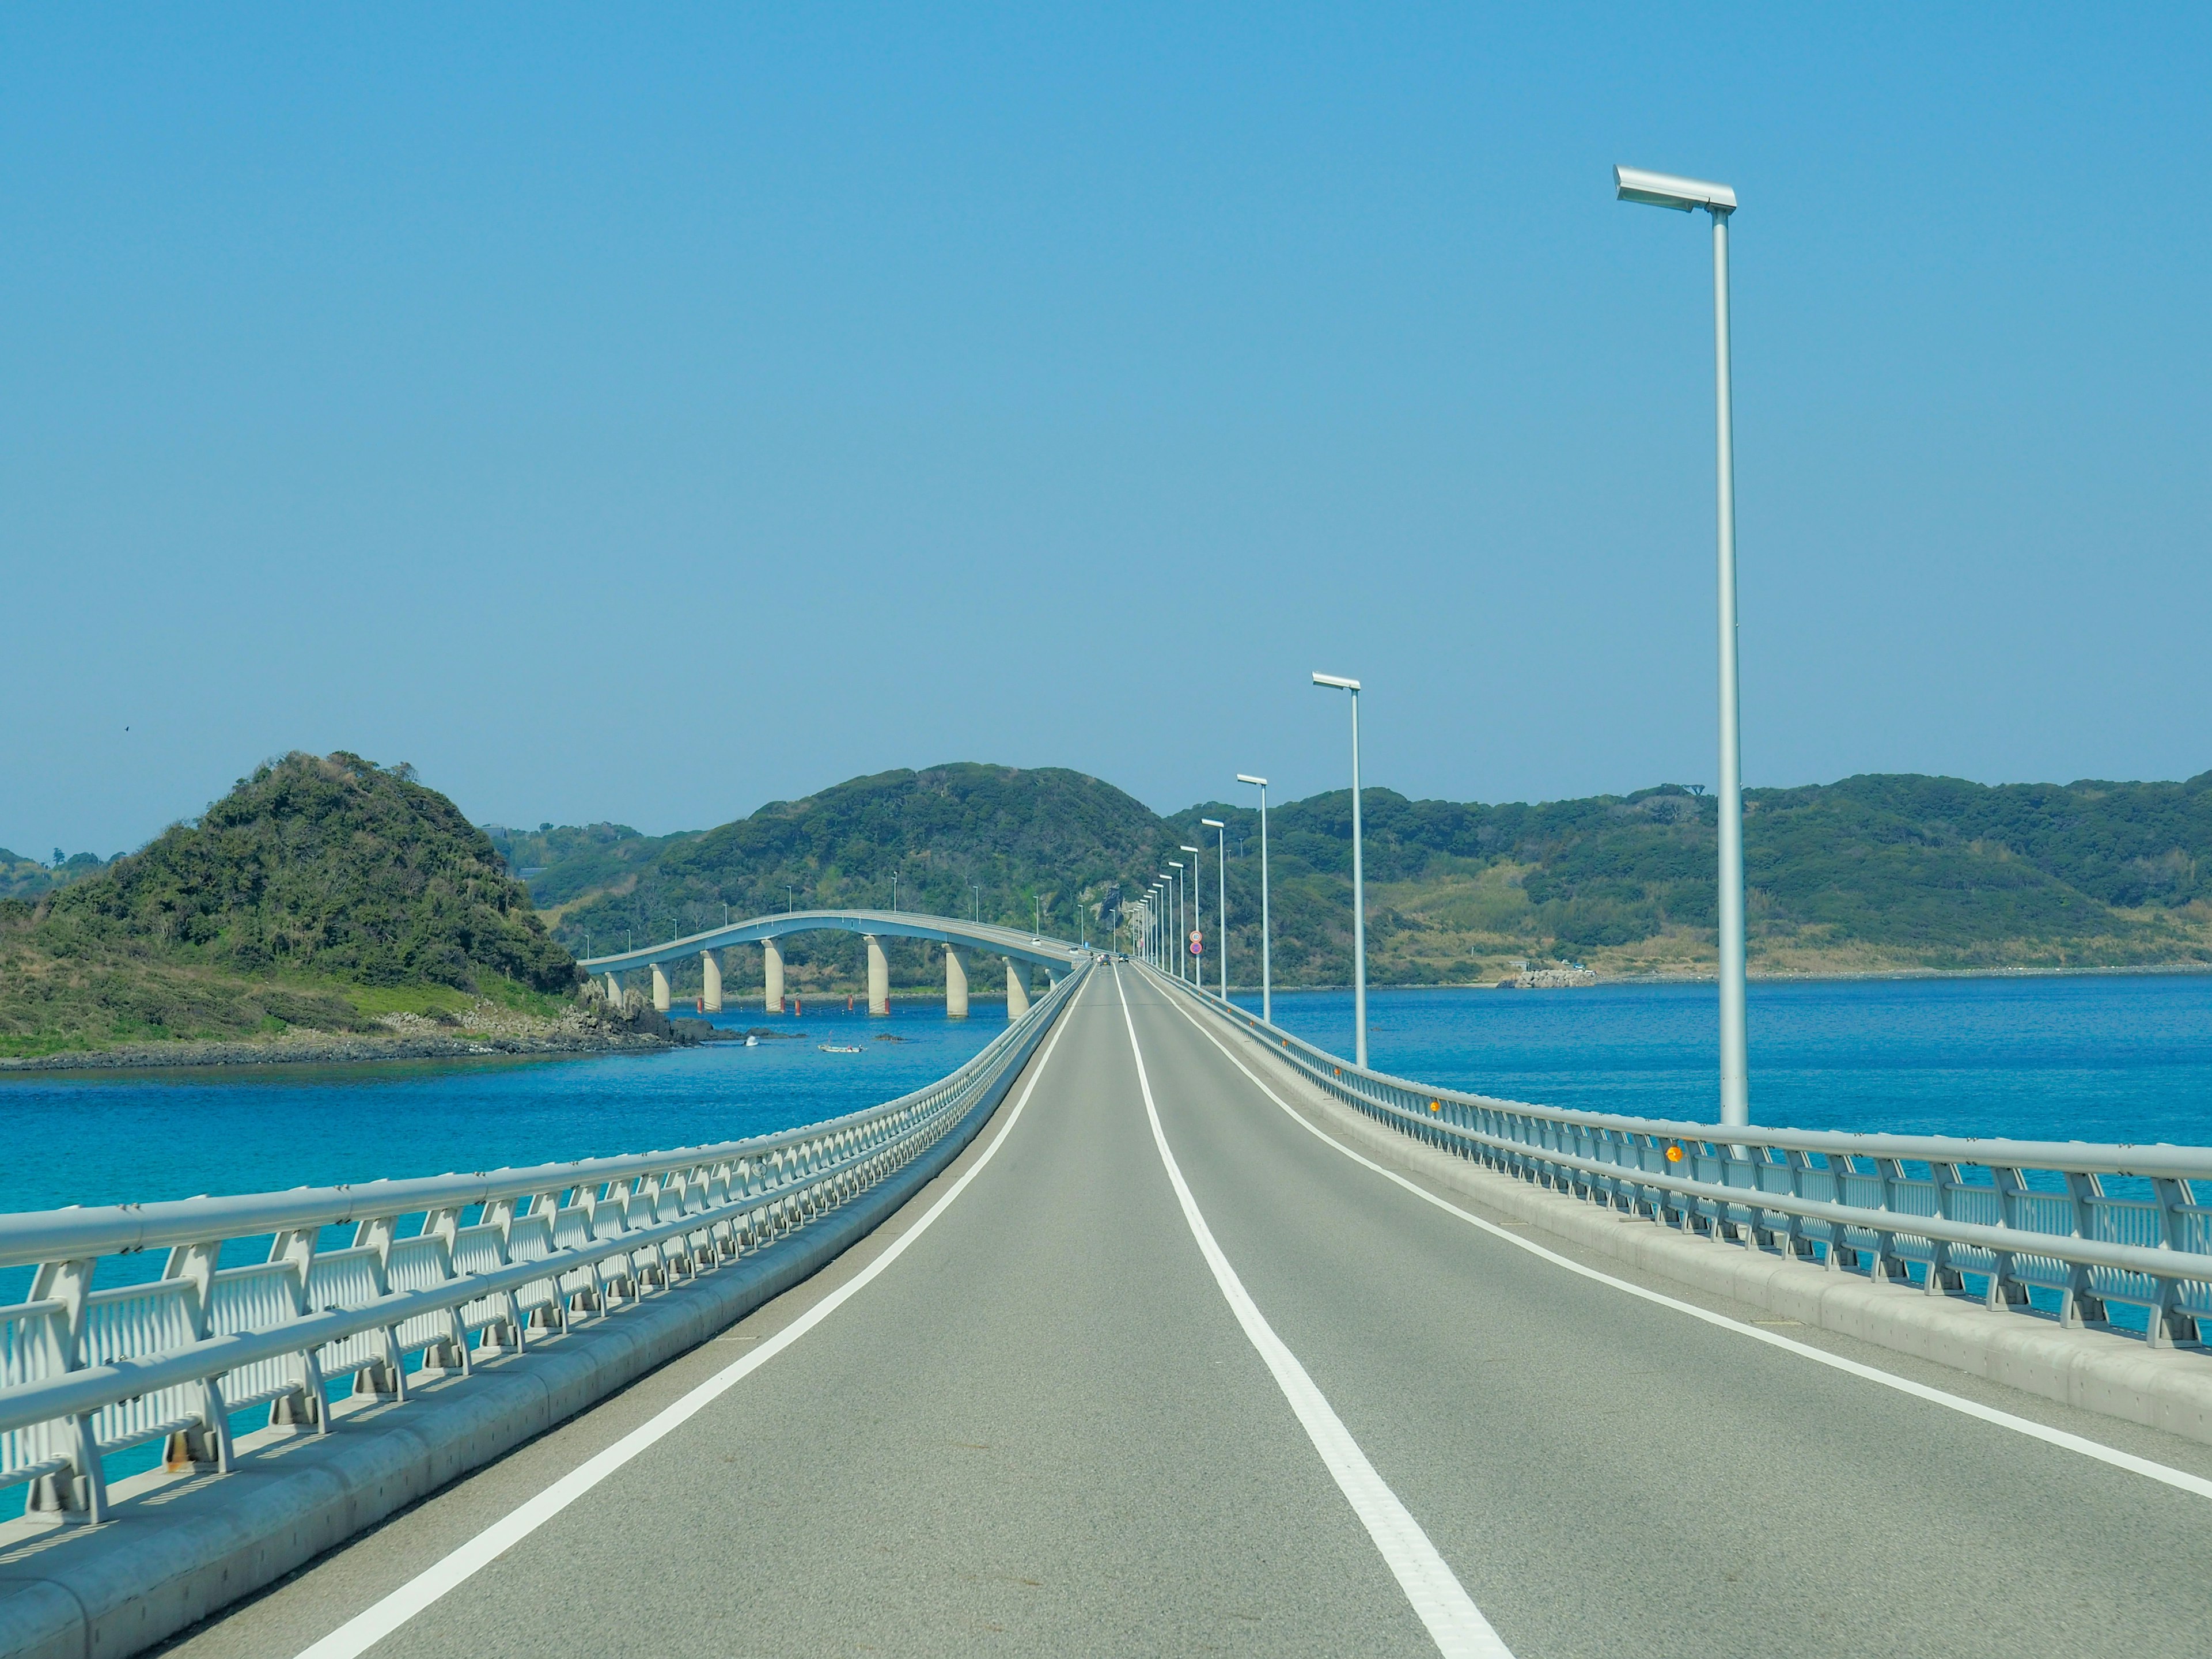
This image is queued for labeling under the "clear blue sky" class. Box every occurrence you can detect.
[5,5,2208,858]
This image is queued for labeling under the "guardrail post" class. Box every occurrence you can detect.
[474,1199,528,1351]
[268,1228,333,1432]
[161,1240,236,1471]
[1925,1164,1965,1296]
[24,1257,104,1522]
[350,1215,408,1400]
[2147,1178,2198,1347]
[2058,1172,2110,1328]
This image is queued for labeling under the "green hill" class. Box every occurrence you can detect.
[1168,772,2212,983]
[0,752,578,1056]
[543,764,1177,994]
[525,764,2212,990]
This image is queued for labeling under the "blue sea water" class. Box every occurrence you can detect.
[0,998,1009,1227]
[1238,972,2212,1149]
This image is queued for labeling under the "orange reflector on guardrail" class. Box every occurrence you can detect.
[1665,1144,1685,1162]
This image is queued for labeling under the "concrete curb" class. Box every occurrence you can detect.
[1208,1005,2212,1450]
[0,986,1069,1659]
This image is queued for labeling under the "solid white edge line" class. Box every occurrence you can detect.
[1152,974,2212,1505]
[1111,964,1513,1659]
[293,971,1093,1659]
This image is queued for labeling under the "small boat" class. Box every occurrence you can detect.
[744,1035,759,1047]
[818,1042,863,1054]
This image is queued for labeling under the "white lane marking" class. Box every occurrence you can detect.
[295,975,1093,1659]
[1154,978,2212,1506]
[1111,965,1512,1659]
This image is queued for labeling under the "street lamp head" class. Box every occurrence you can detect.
[1613,165,1736,214]
[1200,819,1224,830]
[1236,774,1267,787]
[1167,862,1182,870]
[1179,845,1200,855]
[1311,672,1361,692]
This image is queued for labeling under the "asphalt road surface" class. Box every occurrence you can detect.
[165,963,2212,1658]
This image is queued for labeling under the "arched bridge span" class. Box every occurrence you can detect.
[576,908,1088,1019]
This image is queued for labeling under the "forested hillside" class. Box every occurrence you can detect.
[1168,771,2212,983]
[520,766,2212,988]
[541,764,1175,993]
[0,753,578,1055]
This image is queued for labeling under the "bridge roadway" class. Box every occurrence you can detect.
[170,964,2211,1658]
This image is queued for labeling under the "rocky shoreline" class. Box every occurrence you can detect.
[0,992,703,1075]
[0,1028,680,1074]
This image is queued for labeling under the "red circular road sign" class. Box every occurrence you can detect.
[1189,931,1204,955]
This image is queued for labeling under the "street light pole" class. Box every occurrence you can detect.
[1201,819,1227,1000]
[1237,775,1270,1022]
[1312,673,1366,1067]
[1179,844,1202,986]
[1615,164,1749,1127]
[1166,863,1183,982]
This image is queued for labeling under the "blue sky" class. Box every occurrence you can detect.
[3,5,2207,856]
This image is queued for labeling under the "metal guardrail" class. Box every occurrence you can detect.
[0,967,1084,1523]
[1165,971,2212,1349]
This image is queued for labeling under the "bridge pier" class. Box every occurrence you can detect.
[701,949,722,1012]
[944,944,969,1018]
[865,935,889,1016]
[1004,958,1030,1020]
[763,938,785,1013]
[650,963,671,1013]
[604,971,621,1006]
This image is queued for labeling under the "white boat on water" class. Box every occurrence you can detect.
[744,1034,759,1047]
[819,1043,862,1054]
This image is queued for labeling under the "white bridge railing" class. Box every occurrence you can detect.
[1175,974,2212,1348]
[0,968,1082,1523]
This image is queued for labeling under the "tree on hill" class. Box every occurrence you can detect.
[40,752,576,993]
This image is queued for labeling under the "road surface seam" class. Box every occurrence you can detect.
[285,968,1092,1659]
[1156,976,2212,1505]
[1109,964,1513,1659]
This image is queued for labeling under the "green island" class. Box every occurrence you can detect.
[0,753,650,1063]
[8,755,2210,1062]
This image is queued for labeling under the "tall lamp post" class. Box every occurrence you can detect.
[1201,819,1227,1000]
[1158,875,1175,972]
[1237,774,1271,1023]
[1179,845,1203,985]
[1312,672,1366,1067]
[1615,163,1749,1128]
[1166,862,1184,983]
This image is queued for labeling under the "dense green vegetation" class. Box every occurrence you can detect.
[1166,772,2212,982]
[543,764,1181,993]
[521,765,2212,988]
[482,821,701,909]
[0,848,111,902]
[0,753,578,1055]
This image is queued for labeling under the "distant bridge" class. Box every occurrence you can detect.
[577,907,1088,1019]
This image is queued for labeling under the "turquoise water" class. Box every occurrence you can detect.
[0,998,1011,1236]
[1237,972,2212,1148]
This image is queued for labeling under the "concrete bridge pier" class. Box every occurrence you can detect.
[701,949,722,1012]
[865,935,889,1016]
[604,971,621,1006]
[762,938,786,1012]
[1004,958,1031,1020]
[944,944,969,1018]
[650,963,671,1013]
